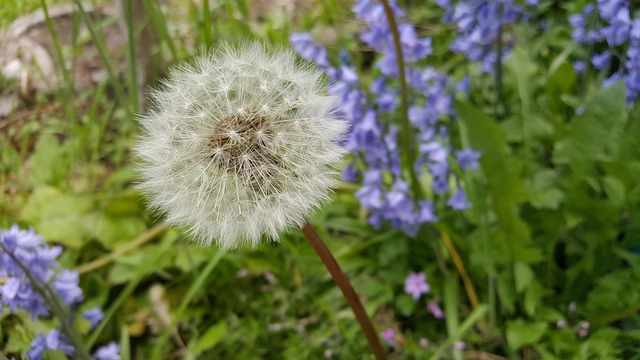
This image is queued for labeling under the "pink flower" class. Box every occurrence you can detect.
[427,300,444,319]
[381,328,395,348]
[404,272,430,300]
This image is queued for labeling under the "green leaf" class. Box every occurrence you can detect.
[514,261,535,293]
[95,213,147,249]
[27,133,71,186]
[377,235,408,266]
[524,281,544,316]
[553,82,626,173]
[456,101,541,263]
[527,170,564,210]
[544,61,577,112]
[395,294,416,317]
[21,185,95,248]
[192,321,227,354]
[234,0,249,18]
[108,244,175,284]
[496,272,516,313]
[619,104,640,161]
[602,175,626,207]
[506,318,547,350]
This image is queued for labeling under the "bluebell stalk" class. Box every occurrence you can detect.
[0,225,120,360]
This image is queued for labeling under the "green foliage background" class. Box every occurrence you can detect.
[1,0,640,359]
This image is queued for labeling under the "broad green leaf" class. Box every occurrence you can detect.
[27,133,71,186]
[527,170,564,210]
[21,185,95,248]
[524,280,544,316]
[506,318,547,350]
[192,321,228,354]
[174,245,218,273]
[602,175,625,207]
[544,61,577,113]
[395,294,416,317]
[553,82,626,173]
[377,236,408,266]
[507,47,556,145]
[580,328,621,359]
[514,261,535,293]
[456,101,541,263]
[618,104,640,161]
[95,213,147,249]
[103,193,144,216]
[108,244,175,284]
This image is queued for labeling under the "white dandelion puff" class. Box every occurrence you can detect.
[135,42,348,250]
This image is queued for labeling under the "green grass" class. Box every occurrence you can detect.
[0,0,68,29]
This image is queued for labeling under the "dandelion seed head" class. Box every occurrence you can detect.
[135,42,348,249]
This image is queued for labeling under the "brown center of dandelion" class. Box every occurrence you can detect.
[207,111,283,197]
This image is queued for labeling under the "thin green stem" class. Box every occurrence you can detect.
[301,222,387,360]
[39,0,76,171]
[203,0,212,47]
[77,223,168,275]
[125,0,139,114]
[429,305,488,360]
[379,0,423,200]
[151,249,226,360]
[72,0,132,118]
[0,242,92,360]
[494,4,506,119]
[141,0,179,59]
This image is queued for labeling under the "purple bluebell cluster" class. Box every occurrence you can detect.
[570,0,640,103]
[291,0,480,235]
[437,0,537,73]
[0,224,120,360]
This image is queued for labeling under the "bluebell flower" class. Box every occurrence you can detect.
[592,51,612,70]
[570,0,640,102]
[438,0,535,74]
[447,188,471,210]
[355,169,385,211]
[83,307,105,330]
[52,269,83,306]
[93,342,121,360]
[1,225,112,359]
[291,0,480,235]
[0,225,63,318]
[289,33,330,68]
[27,329,75,360]
[456,148,482,171]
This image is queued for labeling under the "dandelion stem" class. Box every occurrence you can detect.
[379,0,423,200]
[301,222,387,360]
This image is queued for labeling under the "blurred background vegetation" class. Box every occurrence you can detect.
[1,0,640,359]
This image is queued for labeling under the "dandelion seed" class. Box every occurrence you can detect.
[135,42,348,250]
